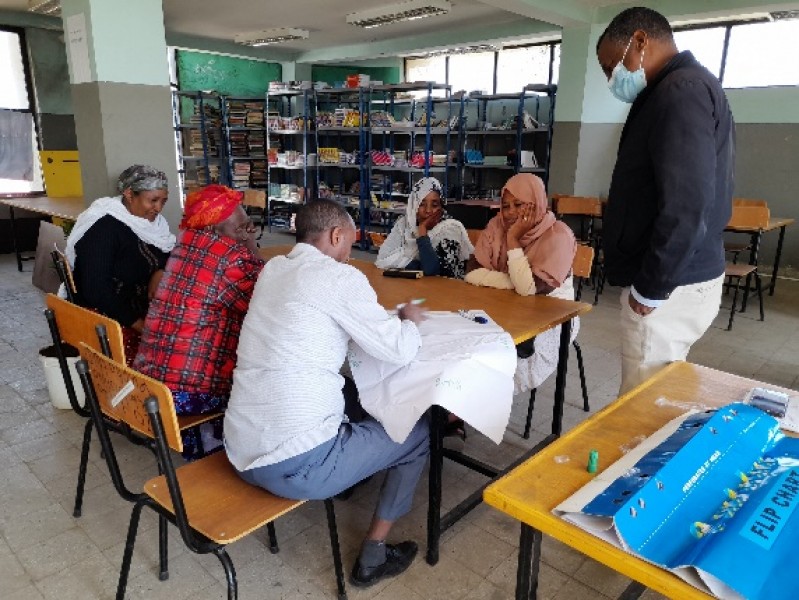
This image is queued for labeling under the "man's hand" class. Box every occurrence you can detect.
[628,293,656,316]
[417,209,443,237]
[398,302,427,324]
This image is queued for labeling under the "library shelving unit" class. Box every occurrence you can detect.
[448,83,557,228]
[313,86,371,249]
[367,82,454,248]
[265,88,314,233]
[221,96,267,192]
[172,91,228,193]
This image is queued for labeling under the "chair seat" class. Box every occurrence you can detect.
[144,451,303,545]
[177,412,222,430]
[724,242,750,253]
[725,262,757,278]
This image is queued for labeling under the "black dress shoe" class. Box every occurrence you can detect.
[350,541,418,587]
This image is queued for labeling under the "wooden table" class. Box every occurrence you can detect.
[260,245,592,564]
[0,196,85,271]
[726,216,795,297]
[484,362,798,600]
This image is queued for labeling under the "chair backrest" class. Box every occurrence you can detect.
[242,189,267,209]
[466,228,483,247]
[79,344,182,453]
[50,248,77,302]
[554,196,603,217]
[727,205,770,230]
[45,294,126,362]
[572,244,594,280]
[733,198,767,208]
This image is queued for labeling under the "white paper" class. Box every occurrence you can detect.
[348,311,516,444]
[65,13,92,85]
[110,380,134,408]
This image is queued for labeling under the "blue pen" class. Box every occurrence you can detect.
[458,310,488,324]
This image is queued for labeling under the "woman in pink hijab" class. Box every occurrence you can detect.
[466,173,578,394]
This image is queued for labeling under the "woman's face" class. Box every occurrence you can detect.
[416,191,442,224]
[123,189,168,222]
[501,189,526,228]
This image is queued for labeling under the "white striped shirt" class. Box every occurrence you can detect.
[224,243,422,471]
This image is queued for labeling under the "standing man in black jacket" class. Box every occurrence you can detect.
[596,7,734,394]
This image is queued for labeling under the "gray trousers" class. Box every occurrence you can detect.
[238,416,429,521]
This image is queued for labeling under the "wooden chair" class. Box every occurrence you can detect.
[725,200,769,264]
[466,228,483,247]
[76,345,348,600]
[553,196,605,304]
[242,189,267,236]
[723,205,768,330]
[522,244,593,439]
[50,248,77,303]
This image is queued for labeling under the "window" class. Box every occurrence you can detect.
[497,45,551,93]
[672,18,799,88]
[405,42,561,94]
[724,20,799,88]
[0,29,43,194]
[448,51,494,94]
[673,27,725,79]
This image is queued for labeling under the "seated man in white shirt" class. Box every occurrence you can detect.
[224,199,429,588]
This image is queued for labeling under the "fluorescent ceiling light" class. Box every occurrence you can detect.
[28,0,61,16]
[770,10,799,20]
[347,0,451,28]
[234,28,309,47]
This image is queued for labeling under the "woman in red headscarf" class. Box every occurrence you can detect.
[466,174,578,394]
[134,185,264,459]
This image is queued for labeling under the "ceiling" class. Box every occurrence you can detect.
[2,0,796,61]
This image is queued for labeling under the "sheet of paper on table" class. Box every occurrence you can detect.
[348,310,516,444]
[555,403,799,600]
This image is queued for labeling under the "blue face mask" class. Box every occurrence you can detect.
[608,37,646,103]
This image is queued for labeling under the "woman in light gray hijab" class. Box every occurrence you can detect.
[66,165,176,362]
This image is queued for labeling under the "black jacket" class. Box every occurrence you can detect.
[604,51,734,300]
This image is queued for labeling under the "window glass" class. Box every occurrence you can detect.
[724,20,799,87]
[405,56,446,86]
[497,45,552,92]
[673,27,725,79]
[0,30,29,109]
[448,51,495,94]
[551,43,561,85]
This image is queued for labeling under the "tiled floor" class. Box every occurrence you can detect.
[1,235,797,600]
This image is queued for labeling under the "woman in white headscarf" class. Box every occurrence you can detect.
[376,177,473,278]
[66,165,176,361]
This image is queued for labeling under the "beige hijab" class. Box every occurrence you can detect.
[473,174,575,288]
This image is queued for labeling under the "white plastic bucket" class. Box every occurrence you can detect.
[39,346,86,410]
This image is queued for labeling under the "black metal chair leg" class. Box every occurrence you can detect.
[116,501,145,600]
[523,388,536,440]
[727,278,741,331]
[266,522,279,554]
[214,548,238,600]
[573,340,590,412]
[740,271,752,313]
[74,418,93,517]
[158,514,169,580]
[755,273,764,321]
[324,499,348,600]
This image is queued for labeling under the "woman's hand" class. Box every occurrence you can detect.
[507,204,535,240]
[148,269,164,300]
[417,208,443,237]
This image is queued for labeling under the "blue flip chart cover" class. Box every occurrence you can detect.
[580,404,799,600]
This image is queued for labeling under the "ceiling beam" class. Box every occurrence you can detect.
[165,32,298,62]
[595,0,799,23]
[295,19,559,64]
[474,0,594,27]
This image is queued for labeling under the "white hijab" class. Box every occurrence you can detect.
[375,177,473,269]
[64,195,176,267]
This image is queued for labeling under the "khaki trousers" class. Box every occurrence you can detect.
[619,274,724,395]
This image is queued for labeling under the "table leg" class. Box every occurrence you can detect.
[741,231,761,313]
[551,320,572,436]
[769,225,787,296]
[515,524,542,600]
[426,405,446,566]
[9,206,23,272]
[617,581,646,600]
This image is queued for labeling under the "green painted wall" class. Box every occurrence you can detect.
[311,65,401,86]
[176,50,282,96]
